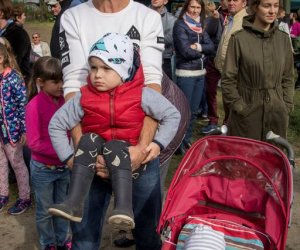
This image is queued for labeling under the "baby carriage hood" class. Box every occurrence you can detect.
[158,136,293,250]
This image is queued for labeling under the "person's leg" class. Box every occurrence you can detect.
[71,177,112,250]
[4,142,30,201]
[202,60,221,134]
[177,76,205,145]
[132,158,162,250]
[53,169,71,247]
[103,140,134,229]
[0,139,9,210]
[30,160,57,248]
[48,133,104,221]
[205,59,220,126]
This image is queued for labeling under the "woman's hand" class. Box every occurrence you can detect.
[141,142,161,164]
[128,144,148,172]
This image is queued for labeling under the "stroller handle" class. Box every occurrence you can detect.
[266,131,295,167]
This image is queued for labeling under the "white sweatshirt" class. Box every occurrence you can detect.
[59,0,165,96]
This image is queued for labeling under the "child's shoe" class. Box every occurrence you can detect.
[57,240,72,250]
[7,198,31,215]
[43,244,56,250]
[0,196,9,212]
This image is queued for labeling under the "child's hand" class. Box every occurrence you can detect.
[141,142,161,164]
[67,156,74,169]
[20,134,26,145]
[95,155,109,179]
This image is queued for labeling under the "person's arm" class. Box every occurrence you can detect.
[221,35,245,113]
[64,91,83,147]
[129,9,165,168]
[26,101,59,158]
[60,10,90,97]
[43,42,51,57]
[281,35,295,113]
[140,9,164,87]
[173,21,205,60]
[142,88,181,149]
[48,92,84,163]
[13,73,27,135]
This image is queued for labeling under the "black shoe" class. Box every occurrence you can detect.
[114,235,136,248]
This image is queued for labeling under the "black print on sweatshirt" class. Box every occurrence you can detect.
[127,26,140,41]
[59,31,69,54]
[157,37,165,44]
[61,53,70,69]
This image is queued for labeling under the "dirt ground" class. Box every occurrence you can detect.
[0,159,299,250]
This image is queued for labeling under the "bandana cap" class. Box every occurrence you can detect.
[89,32,134,82]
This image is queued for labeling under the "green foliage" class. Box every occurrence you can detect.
[13,2,53,22]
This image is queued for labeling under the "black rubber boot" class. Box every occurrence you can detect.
[48,133,104,222]
[48,164,95,222]
[104,140,135,230]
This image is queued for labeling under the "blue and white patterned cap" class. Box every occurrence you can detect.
[89,32,134,82]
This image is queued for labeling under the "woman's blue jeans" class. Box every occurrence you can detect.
[30,160,70,247]
[177,75,205,144]
[71,158,162,250]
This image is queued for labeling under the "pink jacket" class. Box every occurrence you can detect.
[26,91,65,165]
[290,21,300,37]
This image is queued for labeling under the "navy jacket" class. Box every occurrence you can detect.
[173,19,214,71]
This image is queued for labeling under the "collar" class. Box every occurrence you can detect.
[242,14,278,38]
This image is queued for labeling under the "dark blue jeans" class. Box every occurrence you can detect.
[30,160,70,248]
[177,75,205,144]
[71,158,162,250]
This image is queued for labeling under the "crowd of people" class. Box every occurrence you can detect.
[0,0,296,249]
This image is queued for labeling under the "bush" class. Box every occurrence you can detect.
[14,2,53,22]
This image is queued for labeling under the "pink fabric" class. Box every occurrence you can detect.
[25,91,65,165]
[0,139,30,199]
[290,21,300,37]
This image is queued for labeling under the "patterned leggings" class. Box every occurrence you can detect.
[0,139,30,200]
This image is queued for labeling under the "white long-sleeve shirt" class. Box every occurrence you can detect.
[59,0,165,96]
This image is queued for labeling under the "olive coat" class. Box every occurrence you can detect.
[221,15,294,140]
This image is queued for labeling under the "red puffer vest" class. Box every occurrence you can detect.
[81,66,145,146]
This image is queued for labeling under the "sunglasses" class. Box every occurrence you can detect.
[32,36,39,39]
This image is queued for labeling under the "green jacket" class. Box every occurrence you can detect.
[221,15,294,140]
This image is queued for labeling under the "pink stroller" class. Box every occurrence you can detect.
[158,134,294,250]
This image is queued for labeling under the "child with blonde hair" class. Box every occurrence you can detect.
[0,43,31,214]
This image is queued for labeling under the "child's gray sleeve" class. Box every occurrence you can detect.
[141,88,181,149]
[48,92,84,163]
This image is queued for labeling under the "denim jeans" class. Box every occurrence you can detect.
[177,75,205,144]
[71,158,162,250]
[30,160,70,248]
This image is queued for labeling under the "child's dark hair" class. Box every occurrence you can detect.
[0,43,12,69]
[28,56,63,101]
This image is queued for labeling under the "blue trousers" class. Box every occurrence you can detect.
[30,160,70,247]
[177,75,205,144]
[71,158,162,250]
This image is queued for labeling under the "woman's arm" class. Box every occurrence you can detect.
[281,35,295,113]
[221,35,246,113]
[173,21,204,60]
